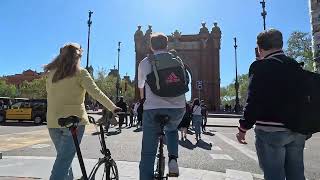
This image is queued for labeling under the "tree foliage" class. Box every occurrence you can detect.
[286,31,314,71]
[94,68,135,104]
[220,74,249,107]
[18,77,47,99]
[0,79,17,97]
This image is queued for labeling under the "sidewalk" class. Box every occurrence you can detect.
[0,156,260,180]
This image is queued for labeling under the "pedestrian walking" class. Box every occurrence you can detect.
[133,101,140,125]
[136,99,143,128]
[129,103,134,127]
[178,103,192,141]
[44,43,121,180]
[116,97,127,132]
[236,29,307,180]
[200,100,208,132]
[192,98,202,142]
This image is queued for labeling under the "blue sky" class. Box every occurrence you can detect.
[0,0,312,87]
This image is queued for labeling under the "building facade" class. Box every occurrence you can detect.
[4,70,42,87]
[134,23,222,111]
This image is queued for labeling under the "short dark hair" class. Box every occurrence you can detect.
[257,29,283,51]
[150,33,168,50]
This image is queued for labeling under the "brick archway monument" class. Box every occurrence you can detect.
[134,22,222,111]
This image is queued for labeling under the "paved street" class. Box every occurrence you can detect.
[0,115,319,179]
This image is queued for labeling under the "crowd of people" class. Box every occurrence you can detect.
[45,28,310,180]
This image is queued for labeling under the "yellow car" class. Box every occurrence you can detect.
[1,99,47,125]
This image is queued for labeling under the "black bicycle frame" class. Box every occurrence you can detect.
[70,126,89,180]
[98,124,111,179]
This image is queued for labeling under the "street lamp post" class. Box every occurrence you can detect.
[260,0,267,30]
[86,10,93,70]
[116,41,121,102]
[233,38,240,114]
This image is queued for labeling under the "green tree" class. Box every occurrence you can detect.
[0,79,17,97]
[286,31,314,71]
[94,68,135,104]
[220,74,249,107]
[18,77,47,99]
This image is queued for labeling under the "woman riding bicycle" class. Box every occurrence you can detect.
[44,43,121,180]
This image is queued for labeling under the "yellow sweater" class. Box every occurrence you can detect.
[46,68,117,128]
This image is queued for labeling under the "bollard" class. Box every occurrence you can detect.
[0,152,2,159]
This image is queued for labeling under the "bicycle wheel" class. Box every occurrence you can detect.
[91,159,119,180]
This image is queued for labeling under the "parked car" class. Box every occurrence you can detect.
[0,97,12,122]
[0,99,47,125]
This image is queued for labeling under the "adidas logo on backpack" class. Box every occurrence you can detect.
[166,72,181,84]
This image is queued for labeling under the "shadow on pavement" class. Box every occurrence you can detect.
[196,139,213,150]
[203,131,215,136]
[107,131,121,136]
[179,139,196,150]
[133,127,142,132]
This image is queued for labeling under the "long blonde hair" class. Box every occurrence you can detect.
[44,43,83,83]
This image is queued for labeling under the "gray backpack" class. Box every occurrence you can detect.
[146,52,189,97]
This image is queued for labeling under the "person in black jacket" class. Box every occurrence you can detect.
[236,29,307,180]
[116,97,127,132]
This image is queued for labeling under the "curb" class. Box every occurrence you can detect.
[206,124,238,128]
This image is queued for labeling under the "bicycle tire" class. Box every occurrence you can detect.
[91,159,119,180]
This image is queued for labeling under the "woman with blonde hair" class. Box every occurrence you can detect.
[44,43,121,180]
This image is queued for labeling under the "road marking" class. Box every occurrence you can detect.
[252,173,264,179]
[0,130,50,151]
[31,144,51,149]
[210,154,234,160]
[226,169,253,180]
[211,146,222,151]
[214,132,258,162]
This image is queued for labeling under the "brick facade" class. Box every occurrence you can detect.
[4,70,42,86]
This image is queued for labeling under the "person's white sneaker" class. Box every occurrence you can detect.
[168,159,179,177]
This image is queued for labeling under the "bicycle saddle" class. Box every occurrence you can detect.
[58,115,81,127]
[154,114,170,125]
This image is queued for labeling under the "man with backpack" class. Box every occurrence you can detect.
[138,33,188,180]
[236,29,307,180]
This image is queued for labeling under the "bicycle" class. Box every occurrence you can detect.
[153,114,170,180]
[58,115,119,180]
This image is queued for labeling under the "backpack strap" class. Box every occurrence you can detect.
[169,52,188,86]
[148,54,161,90]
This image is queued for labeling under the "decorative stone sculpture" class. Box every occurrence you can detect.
[199,22,209,34]
[144,25,153,50]
[134,25,144,52]
[172,30,182,40]
[211,22,222,49]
